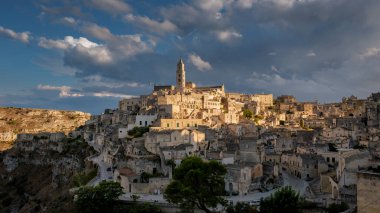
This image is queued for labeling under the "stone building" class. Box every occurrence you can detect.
[281,153,328,180]
[357,169,380,213]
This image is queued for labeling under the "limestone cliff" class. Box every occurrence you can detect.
[0,107,90,151]
[0,134,97,212]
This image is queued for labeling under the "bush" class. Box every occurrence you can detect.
[328,143,338,152]
[128,127,149,138]
[75,181,123,212]
[73,169,97,187]
[226,202,257,213]
[326,202,349,213]
[260,186,302,213]
[243,109,253,119]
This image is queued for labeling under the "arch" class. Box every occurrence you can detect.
[332,186,339,199]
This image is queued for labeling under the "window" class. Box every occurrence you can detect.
[332,157,335,163]
[145,121,148,126]
[167,123,170,127]
[327,157,330,162]
[177,123,179,128]
[139,121,142,125]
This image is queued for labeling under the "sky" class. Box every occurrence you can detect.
[1,0,380,114]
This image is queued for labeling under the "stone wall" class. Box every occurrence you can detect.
[357,171,380,213]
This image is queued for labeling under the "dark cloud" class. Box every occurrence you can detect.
[30,0,380,108]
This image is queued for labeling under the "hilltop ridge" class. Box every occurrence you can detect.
[0,107,90,151]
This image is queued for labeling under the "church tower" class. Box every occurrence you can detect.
[176,58,186,90]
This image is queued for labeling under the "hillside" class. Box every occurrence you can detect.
[0,107,90,151]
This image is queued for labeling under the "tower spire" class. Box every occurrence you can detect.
[176,58,186,90]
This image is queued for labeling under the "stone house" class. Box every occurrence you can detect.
[239,137,262,163]
[144,129,206,155]
[225,165,252,195]
[281,153,328,180]
[357,170,380,213]
[161,143,194,161]
[337,149,371,187]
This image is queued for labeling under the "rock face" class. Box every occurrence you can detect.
[0,133,96,212]
[0,107,90,151]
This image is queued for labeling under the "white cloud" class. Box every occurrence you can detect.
[236,0,255,9]
[188,53,212,71]
[82,75,145,88]
[0,26,30,43]
[38,36,99,49]
[271,65,279,72]
[92,92,135,98]
[306,50,316,57]
[38,36,112,64]
[81,23,114,41]
[125,14,178,35]
[193,0,225,12]
[215,29,242,42]
[60,17,77,26]
[37,84,83,97]
[268,52,277,56]
[360,48,380,59]
[88,0,131,14]
[80,24,155,59]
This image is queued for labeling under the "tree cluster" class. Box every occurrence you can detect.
[164,156,227,213]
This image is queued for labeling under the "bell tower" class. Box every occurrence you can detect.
[176,58,186,90]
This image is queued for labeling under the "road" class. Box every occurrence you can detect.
[87,140,113,186]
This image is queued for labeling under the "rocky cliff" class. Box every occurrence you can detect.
[0,134,97,212]
[0,107,90,151]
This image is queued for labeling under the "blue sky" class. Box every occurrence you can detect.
[1,0,380,114]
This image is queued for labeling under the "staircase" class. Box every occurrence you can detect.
[309,177,323,197]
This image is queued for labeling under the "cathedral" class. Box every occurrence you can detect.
[154,58,225,93]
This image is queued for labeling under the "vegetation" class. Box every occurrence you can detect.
[73,169,97,187]
[6,120,18,125]
[128,126,149,138]
[75,181,163,213]
[260,186,302,213]
[140,172,164,183]
[328,143,338,152]
[164,156,227,213]
[243,109,253,119]
[368,165,380,173]
[353,144,367,150]
[165,159,176,170]
[326,202,349,213]
[74,181,124,212]
[226,202,257,213]
[253,114,264,124]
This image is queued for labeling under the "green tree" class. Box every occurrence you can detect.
[164,156,227,213]
[260,186,302,213]
[75,181,123,213]
[328,143,338,152]
[128,126,149,138]
[326,202,349,213]
[226,202,257,213]
[243,109,253,119]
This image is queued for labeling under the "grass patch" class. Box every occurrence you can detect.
[73,169,97,187]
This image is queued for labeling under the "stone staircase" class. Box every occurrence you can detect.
[309,177,323,197]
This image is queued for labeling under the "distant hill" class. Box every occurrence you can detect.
[0,107,90,151]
